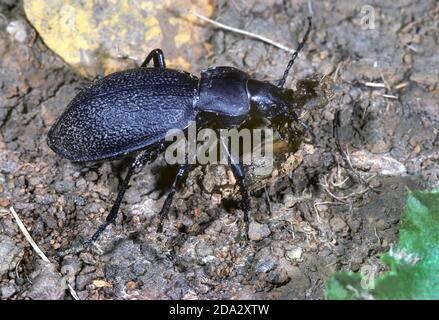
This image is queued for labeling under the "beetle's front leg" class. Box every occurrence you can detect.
[275,112,316,144]
[141,48,166,68]
[296,119,316,143]
[156,161,190,232]
[287,111,316,144]
[219,135,250,239]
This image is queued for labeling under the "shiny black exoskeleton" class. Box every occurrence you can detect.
[48,18,312,244]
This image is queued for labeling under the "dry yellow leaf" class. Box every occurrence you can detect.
[24,0,214,78]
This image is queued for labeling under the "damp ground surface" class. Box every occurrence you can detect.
[0,0,438,299]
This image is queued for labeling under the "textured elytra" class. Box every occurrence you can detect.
[48,68,198,161]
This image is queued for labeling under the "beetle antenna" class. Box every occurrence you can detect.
[277,17,312,88]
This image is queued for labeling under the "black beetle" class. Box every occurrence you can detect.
[48,17,312,244]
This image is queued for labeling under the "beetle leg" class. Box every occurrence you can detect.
[85,167,135,244]
[230,163,250,221]
[141,48,166,68]
[219,136,250,238]
[85,147,163,245]
[285,111,316,144]
[297,119,316,143]
[157,162,190,232]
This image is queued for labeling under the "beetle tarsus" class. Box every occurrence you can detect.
[86,222,110,244]
[237,178,250,240]
[234,170,250,239]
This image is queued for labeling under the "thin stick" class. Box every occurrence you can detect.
[9,206,79,300]
[307,0,314,16]
[394,82,409,90]
[374,226,381,244]
[377,93,399,100]
[10,206,50,263]
[365,82,386,88]
[190,11,296,54]
[320,176,370,202]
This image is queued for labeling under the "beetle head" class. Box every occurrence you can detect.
[247,79,295,119]
[248,74,332,145]
[248,75,325,119]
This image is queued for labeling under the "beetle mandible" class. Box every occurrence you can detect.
[47,17,313,244]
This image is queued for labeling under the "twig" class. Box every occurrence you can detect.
[0,13,8,26]
[374,226,381,244]
[15,256,23,281]
[329,166,349,187]
[287,220,296,240]
[312,204,322,223]
[10,207,50,263]
[377,93,399,100]
[330,176,349,187]
[307,0,314,16]
[313,201,339,221]
[407,45,419,53]
[379,68,392,92]
[365,82,386,88]
[9,206,79,300]
[332,119,380,193]
[394,82,409,90]
[320,183,347,203]
[320,175,370,203]
[332,61,343,81]
[399,6,439,33]
[190,11,296,54]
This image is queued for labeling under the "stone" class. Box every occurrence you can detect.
[330,216,348,233]
[255,259,277,273]
[27,262,65,300]
[275,267,310,299]
[248,221,271,241]
[286,247,303,261]
[0,235,22,278]
[1,283,17,299]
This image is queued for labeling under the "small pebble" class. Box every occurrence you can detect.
[248,221,271,241]
[6,20,28,43]
[286,247,303,261]
[1,284,16,299]
[255,259,277,273]
[330,216,348,233]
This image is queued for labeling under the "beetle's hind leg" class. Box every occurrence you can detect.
[141,48,166,68]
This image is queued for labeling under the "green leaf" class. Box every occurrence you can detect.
[326,188,439,300]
